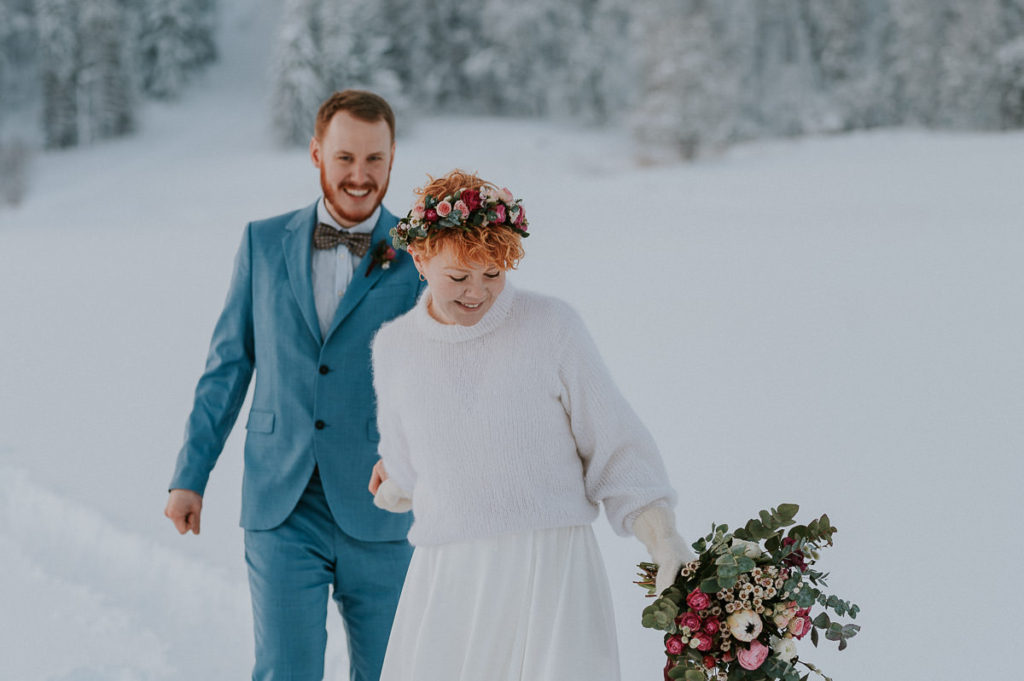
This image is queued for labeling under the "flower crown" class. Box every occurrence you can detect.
[390,185,529,251]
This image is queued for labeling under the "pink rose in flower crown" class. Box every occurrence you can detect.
[678,612,702,633]
[686,588,712,611]
[703,616,721,635]
[436,200,452,217]
[703,655,716,669]
[424,208,438,223]
[665,635,684,656]
[498,187,514,203]
[492,203,506,224]
[412,202,425,219]
[460,189,482,212]
[692,632,714,652]
[737,640,769,671]
[789,609,813,639]
[454,200,469,217]
[514,206,527,229]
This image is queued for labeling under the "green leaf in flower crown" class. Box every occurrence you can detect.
[848,603,860,619]
[736,556,756,572]
[842,623,861,639]
[684,670,706,681]
[700,576,720,594]
[825,622,843,641]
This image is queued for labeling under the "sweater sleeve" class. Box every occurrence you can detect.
[555,305,677,536]
[371,328,417,496]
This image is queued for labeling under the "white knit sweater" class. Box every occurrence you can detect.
[370,284,677,547]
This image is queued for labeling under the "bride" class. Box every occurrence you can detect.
[368,169,693,681]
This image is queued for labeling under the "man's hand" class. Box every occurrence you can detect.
[165,489,203,535]
[368,459,389,495]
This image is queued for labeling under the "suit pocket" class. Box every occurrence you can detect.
[246,409,275,433]
[367,418,380,443]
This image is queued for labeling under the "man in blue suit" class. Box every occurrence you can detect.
[164,90,422,681]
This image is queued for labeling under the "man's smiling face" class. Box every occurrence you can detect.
[310,111,394,227]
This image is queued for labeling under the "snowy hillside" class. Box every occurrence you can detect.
[2,2,1022,680]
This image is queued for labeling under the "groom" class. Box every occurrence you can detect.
[164,90,422,681]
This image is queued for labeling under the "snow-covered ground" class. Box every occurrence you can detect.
[2,2,1022,680]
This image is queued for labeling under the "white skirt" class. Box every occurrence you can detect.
[379,525,621,681]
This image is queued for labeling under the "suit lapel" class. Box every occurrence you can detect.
[323,208,397,343]
[282,202,322,344]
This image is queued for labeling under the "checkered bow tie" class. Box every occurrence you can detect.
[313,222,373,256]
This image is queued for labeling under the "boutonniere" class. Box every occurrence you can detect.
[365,239,397,277]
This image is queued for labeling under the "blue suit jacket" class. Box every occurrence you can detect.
[170,201,422,539]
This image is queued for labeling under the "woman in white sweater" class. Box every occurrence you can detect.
[368,169,693,681]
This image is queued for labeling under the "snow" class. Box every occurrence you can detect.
[1,2,1022,679]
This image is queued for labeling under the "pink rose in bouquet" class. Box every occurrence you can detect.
[703,616,721,635]
[436,200,452,217]
[665,635,684,656]
[460,189,482,212]
[678,612,702,633]
[737,640,769,671]
[789,609,813,639]
[692,632,714,652]
[686,588,711,611]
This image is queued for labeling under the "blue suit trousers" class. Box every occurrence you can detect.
[244,470,412,681]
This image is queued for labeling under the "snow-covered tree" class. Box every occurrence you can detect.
[632,0,740,158]
[35,0,80,148]
[137,0,217,99]
[78,0,136,141]
[996,36,1024,127]
[317,0,404,114]
[935,0,1007,128]
[271,0,326,145]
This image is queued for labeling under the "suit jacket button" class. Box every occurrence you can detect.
[319,365,329,375]
[315,419,325,430]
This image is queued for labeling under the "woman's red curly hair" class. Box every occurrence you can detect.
[408,169,525,270]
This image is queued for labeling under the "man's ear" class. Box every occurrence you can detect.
[309,135,322,168]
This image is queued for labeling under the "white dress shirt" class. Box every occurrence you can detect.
[311,199,380,339]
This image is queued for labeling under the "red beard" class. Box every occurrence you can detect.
[320,165,389,226]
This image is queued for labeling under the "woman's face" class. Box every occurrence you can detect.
[412,246,506,326]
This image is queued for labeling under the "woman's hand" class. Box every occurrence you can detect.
[633,506,696,596]
[368,459,389,495]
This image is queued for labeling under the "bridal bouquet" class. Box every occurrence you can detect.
[636,504,859,681]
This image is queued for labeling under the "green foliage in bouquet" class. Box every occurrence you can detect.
[636,504,859,681]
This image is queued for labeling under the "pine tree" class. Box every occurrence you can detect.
[317,0,403,112]
[137,0,216,99]
[632,0,739,159]
[936,0,1006,128]
[270,0,325,145]
[35,0,80,148]
[78,0,136,141]
[996,36,1024,127]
